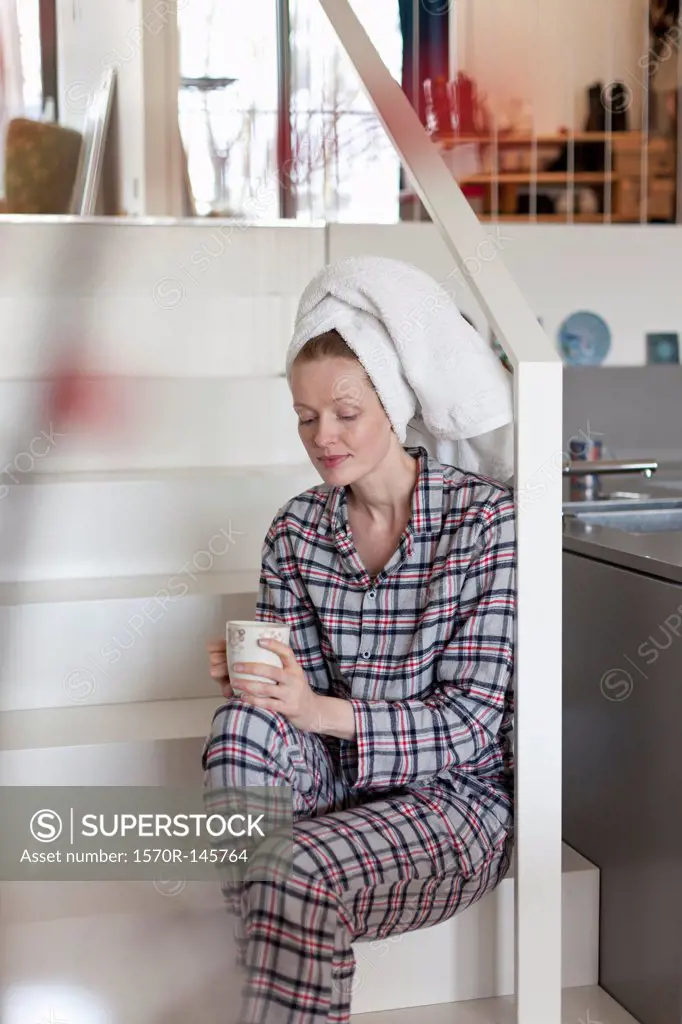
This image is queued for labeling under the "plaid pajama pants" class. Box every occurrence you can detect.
[203,700,513,1024]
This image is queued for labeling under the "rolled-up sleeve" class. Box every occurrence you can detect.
[340,500,515,791]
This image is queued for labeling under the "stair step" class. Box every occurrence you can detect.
[349,844,599,1014]
[0,571,257,606]
[0,695,221,752]
[0,589,261,713]
[0,463,318,593]
[0,220,324,381]
[351,985,639,1023]
[0,378,306,473]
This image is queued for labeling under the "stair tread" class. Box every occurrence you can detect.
[351,985,638,1023]
[0,462,314,485]
[0,573,258,606]
[0,840,596,925]
[0,695,222,751]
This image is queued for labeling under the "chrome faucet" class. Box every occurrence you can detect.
[563,458,658,501]
[563,458,658,478]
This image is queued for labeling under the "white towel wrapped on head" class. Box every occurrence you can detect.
[285,255,514,482]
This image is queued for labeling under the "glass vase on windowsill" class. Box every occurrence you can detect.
[205,93,245,217]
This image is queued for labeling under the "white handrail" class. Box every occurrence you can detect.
[319,2,563,1023]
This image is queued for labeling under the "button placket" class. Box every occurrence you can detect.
[358,584,377,670]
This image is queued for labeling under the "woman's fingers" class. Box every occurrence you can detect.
[206,638,227,655]
[207,638,229,681]
[232,662,282,684]
[205,637,235,700]
[209,653,228,677]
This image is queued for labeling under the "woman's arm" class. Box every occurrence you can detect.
[338,495,515,791]
[316,696,357,740]
[254,517,329,689]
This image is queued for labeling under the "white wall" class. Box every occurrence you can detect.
[452,0,648,133]
[328,223,682,367]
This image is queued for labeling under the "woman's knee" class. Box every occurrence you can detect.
[243,830,339,916]
[202,700,294,781]
[242,819,334,890]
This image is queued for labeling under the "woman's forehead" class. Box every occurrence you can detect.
[291,357,367,388]
[291,360,372,409]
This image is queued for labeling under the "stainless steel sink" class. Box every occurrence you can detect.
[644,479,682,491]
[563,495,682,515]
[564,495,682,534]
[569,508,682,534]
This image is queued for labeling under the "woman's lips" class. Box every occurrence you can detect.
[320,455,349,468]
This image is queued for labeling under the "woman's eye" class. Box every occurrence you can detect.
[297,414,357,425]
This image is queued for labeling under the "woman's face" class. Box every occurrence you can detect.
[290,355,395,485]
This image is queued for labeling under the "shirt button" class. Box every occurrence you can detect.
[362,650,371,659]
[368,590,376,599]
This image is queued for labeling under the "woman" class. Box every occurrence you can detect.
[203,259,515,1024]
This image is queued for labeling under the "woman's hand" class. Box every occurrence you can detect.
[233,638,325,734]
[206,638,234,700]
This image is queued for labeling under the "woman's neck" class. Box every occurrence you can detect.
[347,447,419,530]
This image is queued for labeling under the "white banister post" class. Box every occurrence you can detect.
[318,2,563,1022]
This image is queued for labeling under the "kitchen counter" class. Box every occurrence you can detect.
[562,476,682,585]
[562,471,682,1024]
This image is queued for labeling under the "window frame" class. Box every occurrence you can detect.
[38,0,58,119]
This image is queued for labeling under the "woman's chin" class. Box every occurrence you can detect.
[317,458,357,484]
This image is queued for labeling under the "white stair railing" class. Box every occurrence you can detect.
[320,2,563,1023]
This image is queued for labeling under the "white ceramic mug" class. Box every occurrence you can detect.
[226,620,290,694]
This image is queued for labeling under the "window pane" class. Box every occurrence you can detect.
[178,0,279,216]
[17,0,43,118]
[289,0,403,222]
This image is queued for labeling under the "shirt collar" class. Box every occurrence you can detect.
[320,446,444,538]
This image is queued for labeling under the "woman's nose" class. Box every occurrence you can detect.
[313,416,339,448]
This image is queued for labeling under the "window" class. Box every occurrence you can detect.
[1,0,43,194]
[289,0,402,222]
[17,0,43,119]
[177,0,402,221]
[177,0,279,217]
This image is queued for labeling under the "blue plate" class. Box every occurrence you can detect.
[558,311,611,366]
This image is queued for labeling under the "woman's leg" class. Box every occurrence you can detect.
[236,787,512,1024]
[201,700,352,974]
[202,699,344,818]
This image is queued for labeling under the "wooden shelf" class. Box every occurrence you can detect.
[478,213,631,223]
[433,131,620,148]
[430,128,676,221]
[460,172,618,185]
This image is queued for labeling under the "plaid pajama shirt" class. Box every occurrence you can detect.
[203,446,516,1023]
